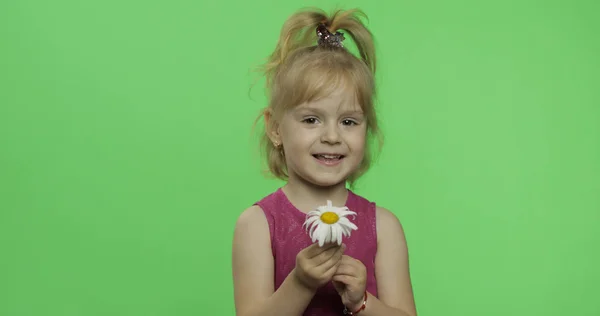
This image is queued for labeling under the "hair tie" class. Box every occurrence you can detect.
[316,23,345,48]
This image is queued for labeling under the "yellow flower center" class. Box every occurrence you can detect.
[320,212,339,224]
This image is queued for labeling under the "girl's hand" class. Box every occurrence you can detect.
[332,255,368,311]
[293,242,346,291]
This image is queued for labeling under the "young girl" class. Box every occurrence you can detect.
[232,7,416,316]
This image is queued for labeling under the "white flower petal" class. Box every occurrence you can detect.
[331,224,342,244]
[306,210,322,217]
[340,223,351,237]
[303,216,320,230]
[336,224,343,244]
[339,210,357,218]
[330,208,342,216]
[328,226,335,243]
[338,217,358,231]
[324,225,333,244]
[309,222,320,241]
[317,224,329,246]
[313,226,323,243]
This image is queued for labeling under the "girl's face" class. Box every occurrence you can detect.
[275,88,367,188]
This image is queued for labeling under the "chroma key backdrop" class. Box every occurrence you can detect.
[1,0,599,315]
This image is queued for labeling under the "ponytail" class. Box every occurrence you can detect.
[327,9,376,73]
[261,7,376,90]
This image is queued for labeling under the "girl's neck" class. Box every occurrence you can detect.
[281,178,349,213]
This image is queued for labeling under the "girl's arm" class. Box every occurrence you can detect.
[232,206,315,316]
[360,206,418,316]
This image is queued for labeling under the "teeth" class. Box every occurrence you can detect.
[318,154,341,159]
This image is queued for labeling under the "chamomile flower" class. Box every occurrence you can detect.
[303,200,358,247]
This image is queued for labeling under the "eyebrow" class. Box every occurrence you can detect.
[340,109,364,116]
[295,106,364,116]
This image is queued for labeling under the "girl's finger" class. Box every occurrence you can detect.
[307,242,339,258]
[332,274,353,284]
[321,256,343,279]
[317,244,346,270]
[313,245,341,264]
[334,263,356,276]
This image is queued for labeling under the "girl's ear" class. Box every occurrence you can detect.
[264,109,282,146]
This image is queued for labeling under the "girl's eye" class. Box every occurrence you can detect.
[342,119,358,126]
[303,117,318,124]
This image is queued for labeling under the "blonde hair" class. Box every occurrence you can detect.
[256,7,382,187]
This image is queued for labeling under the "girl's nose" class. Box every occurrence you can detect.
[320,124,341,144]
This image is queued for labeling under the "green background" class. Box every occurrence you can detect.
[1,0,599,315]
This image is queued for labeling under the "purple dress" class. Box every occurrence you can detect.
[255,188,378,316]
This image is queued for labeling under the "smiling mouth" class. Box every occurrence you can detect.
[313,154,345,161]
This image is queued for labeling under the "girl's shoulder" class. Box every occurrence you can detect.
[234,188,281,229]
[348,190,401,218]
[234,204,269,235]
[347,191,405,240]
[375,206,403,229]
[347,190,376,209]
[235,189,287,234]
[253,188,284,210]
[233,190,281,234]
[373,205,407,253]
